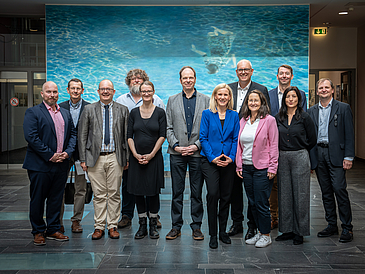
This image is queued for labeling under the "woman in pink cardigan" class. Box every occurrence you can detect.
[236,90,279,248]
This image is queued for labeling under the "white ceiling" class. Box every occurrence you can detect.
[0,0,365,28]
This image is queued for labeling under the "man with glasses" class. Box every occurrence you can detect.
[227,59,271,240]
[115,69,165,229]
[78,79,129,240]
[59,78,89,234]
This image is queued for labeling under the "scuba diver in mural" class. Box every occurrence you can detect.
[191,26,236,74]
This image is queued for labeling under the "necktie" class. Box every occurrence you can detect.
[104,105,110,145]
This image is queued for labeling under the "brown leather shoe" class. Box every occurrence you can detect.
[157,216,162,229]
[118,215,131,228]
[60,225,65,233]
[71,220,83,233]
[92,229,105,240]
[46,231,69,241]
[166,228,181,240]
[34,233,46,246]
[192,229,204,241]
[108,227,120,239]
[271,219,279,230]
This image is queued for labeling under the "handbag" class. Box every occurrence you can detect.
[64,166,93,204]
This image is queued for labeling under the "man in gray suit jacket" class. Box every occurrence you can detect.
[59,78,89,234]
[166,66,210,240]
[227,59,271,240]
[308,78,354,243]
[78,79,129,240]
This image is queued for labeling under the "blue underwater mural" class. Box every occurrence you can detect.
[46,5,309,169]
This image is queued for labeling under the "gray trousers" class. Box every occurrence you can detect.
[60,160,87,225]
[278,149,311,236]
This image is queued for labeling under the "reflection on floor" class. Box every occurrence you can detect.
[0,159,365,273]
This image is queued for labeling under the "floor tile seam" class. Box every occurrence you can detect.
[0,186,28,199]
[241,263,333,268]
[198,263,244,269]
[309,248,363,253]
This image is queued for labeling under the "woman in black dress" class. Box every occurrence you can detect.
[127,81,166,239]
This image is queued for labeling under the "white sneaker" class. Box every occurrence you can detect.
[255,234,272,248]
[245,233,261,245]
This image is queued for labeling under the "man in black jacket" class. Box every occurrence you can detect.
[59,78,89,233]
[227,59,271,240]
[308,78,354,243]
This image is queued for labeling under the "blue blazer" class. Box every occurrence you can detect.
[308,99,354,169]
[199,109,239,163]
[23,102,77,172]
[269,87,307,116]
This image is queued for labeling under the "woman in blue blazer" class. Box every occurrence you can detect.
[200,83,239,249]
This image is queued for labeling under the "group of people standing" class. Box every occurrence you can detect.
[22,60,355,249]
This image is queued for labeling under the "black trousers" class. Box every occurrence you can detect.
[316,146,353,230]
[28,167,68,235]
[201,158,235,236]
[170,155,204,231]
[121,169,135,219]
[230,172,257,229]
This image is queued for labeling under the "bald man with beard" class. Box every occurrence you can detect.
[23,81,76,246]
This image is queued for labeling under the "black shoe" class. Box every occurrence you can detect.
[293,234,303,245]
[275,232,295,241]
[135,217,148,239]
[219,232,231,244]
[149,217,159,239]
[339,228,353,243]
[227,224,243,236]
[317,225,339,237]
[245,227,257,240]
[209,236,218,249]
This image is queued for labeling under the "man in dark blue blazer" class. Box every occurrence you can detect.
[308,78,355,243]
[59,78,89,233]
[268,65,307,116]
[227,59,271,240]
[23,81,76,246]
[268,64,307,230]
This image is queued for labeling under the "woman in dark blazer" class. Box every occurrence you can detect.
[275,86,316,245]
[200,83,239,249]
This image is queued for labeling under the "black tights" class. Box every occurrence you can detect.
[135,194,160,214]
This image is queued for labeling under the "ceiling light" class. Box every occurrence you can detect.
[339,11,349,15]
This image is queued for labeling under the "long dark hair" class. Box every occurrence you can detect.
[278,86,303,122]
[240,89,270,120]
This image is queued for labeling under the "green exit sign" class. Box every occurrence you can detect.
[314,28,327,36]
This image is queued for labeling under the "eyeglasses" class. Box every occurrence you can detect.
[237,68,252,73]
[248,99,260,103]
[141,90,153,94]
[99,88,113,92]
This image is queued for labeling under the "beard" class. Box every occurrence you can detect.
[130,85,140,95]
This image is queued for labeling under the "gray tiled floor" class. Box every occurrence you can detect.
[1,159,365,273]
